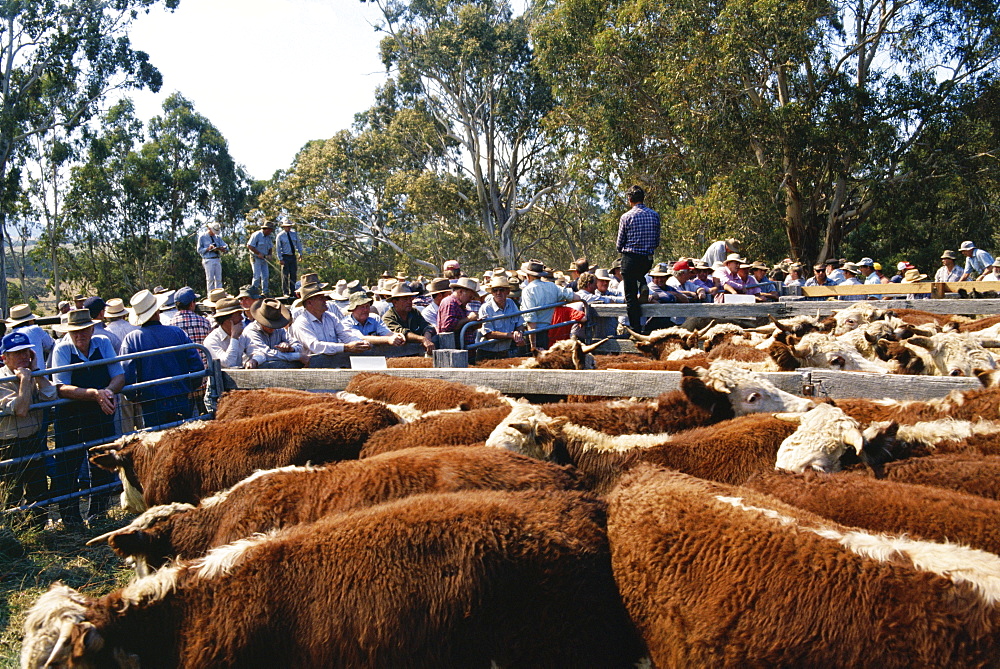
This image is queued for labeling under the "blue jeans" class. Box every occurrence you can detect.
[252,257,269,295]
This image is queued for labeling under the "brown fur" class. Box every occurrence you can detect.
[360,406,512,458]
[746,469,1000,555]
[386,357,433,368]
[103,446,586,571]
[834,386,1000,425]
[597,357,711,371]
[887,308,971,327]
[607,465,1000,668]
[215,388,347,420]
[33,491,644,668]
[541,385,719,436]
[593,354,660,368]
[707,343,772,363]
[91,402,399,508]
[959,315,1000,333]
[345,372,506,411]
[875,453,1000,500]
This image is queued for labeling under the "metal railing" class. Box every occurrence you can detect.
[459,301,585,351]
[1,343,218,514]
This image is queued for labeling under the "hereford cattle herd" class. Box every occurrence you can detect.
[21,303,1000,667]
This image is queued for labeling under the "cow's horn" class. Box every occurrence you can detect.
[772,412,804,423]
[581,337,611,354]
[626,327,652,342]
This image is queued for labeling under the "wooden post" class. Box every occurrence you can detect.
[433,349,468,368]
[437,332,456,349]
[932,282,945,299]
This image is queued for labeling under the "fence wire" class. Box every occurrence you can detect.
[1,343,217,523]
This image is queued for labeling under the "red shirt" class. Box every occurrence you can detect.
[437,294,476,345]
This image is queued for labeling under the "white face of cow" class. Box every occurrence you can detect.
[774,403,865,473]
[832,303,882,335]
[793,333,889,373]
[700,362,815,415]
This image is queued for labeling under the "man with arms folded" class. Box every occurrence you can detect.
[204,297,259,369]
[290,285,369,368]
[245,298,310,369]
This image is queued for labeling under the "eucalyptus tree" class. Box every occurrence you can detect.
[259,84,478,277]
[533,0,1000,264]
[0,0,178,313]
[362,0,559,267]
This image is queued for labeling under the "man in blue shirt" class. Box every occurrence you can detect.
[51,309,125,523]
[119,290,204,431]
[616,185,661,331]
[196,220,228,294]
[246,222,275,295]
[959,241,995,281]
[275,220,304,298]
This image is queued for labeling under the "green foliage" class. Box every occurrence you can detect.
[533,0,1000,265]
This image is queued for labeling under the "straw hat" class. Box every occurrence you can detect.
[387,284,418,300]
[6,304,38,326]
[104,299,128,319]
[53,309,102,333]
[594,268,613,281]
[426,277,452,295]
[298,273,329,290]
[453,277,479,293]
[724,253,746,264]
[213,297,243,319]
[488,275,512,290]
[841,262,860,275]
[129,290,160,326]
[901,269,928,283]
[202,288,229,308]
[250,299,292,329]
[260,221,274,230]
[940,250,959,261]
[649,263,671,277]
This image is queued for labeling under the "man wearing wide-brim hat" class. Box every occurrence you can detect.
[244,298,309,369]
[959,240,995,281]
[289,285,370,368]
[103,298,138,344]
[935,250,963,283]
[476,275,526,359]
[421,277,452,326]
[119,289,204,430]
[246,221,275,295]
[5,304,54,372]
[437,277,483,349]
[701,237,742,269]
[342,291,406,348]
[518,261,574,351]
[50,308,126,522]
[275,219,304,299]
[382,283,436,354]
[204,297,259,370]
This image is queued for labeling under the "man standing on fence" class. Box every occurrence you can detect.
[197,220,228,294]
[246,221,275,295]
[0,332,55,526]
[51,309,125,524]
[276,219,304,298]
[120,290,204,431]
[616,185,661,332]
[959,241,995,281]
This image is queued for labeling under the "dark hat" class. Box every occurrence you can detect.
[237,285,263,300]
[82,296,107,319]
[250,299,292,329]
[824,258,841,267]
[174,287,198,307]
[520,260,544,276]
[941,250,959,260]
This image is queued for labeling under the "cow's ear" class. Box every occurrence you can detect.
[681,366,699,378]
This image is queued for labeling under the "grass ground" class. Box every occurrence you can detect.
[0,509,134,667]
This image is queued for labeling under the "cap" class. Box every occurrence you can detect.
[82,296,106,318]
[857,257,875,267]
[174,287,197,307]
[1,331,33,354]
[672,260,691,272]
[348,292,374,310]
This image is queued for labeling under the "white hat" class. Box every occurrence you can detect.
[129,290,160,326]
[960,241,976,251]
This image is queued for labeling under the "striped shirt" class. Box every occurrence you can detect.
[616,203,661,256]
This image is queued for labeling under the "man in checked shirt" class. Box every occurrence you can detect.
[616,185,661,332]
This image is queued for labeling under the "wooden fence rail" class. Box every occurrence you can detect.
[223,368,982,401]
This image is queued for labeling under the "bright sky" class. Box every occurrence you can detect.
[128,0,389,181]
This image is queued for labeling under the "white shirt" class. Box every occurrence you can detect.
[204,326,257,368]
[290,311,363,356]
